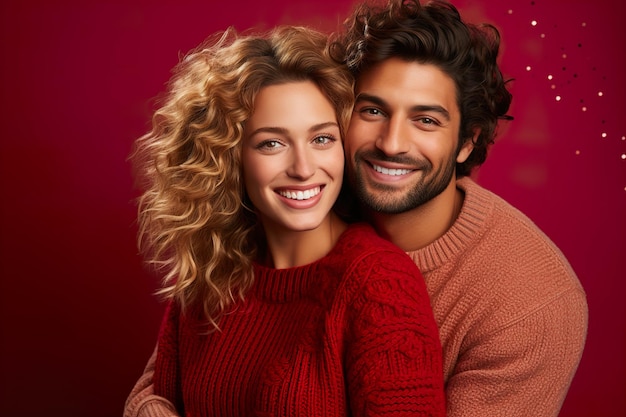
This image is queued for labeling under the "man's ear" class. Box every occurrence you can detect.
[457,129,480,163]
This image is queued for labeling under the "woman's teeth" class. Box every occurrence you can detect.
[279,186,321,200]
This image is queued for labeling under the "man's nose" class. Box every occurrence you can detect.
[376,116,410,155]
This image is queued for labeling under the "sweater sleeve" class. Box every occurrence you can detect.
[123,345,181,417]
[124,302,183,417]
[445,287,588,417]
[345,250,446,416]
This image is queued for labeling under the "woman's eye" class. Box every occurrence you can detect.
[257,140,282,150]
[312,135,336,146]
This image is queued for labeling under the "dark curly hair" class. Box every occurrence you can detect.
[332,0,513,176]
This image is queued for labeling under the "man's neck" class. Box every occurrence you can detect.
[368,180,464,252]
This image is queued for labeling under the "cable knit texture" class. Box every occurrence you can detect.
[150,223,445,417]
[124,178,588,417]
[408,177,588,417]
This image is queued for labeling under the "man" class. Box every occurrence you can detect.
[335,0,588,416]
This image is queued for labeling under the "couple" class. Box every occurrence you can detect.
[125,0,588,416]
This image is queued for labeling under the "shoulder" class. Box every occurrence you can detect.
[333,222,420,272]
[327,223,428,305]
[458,177,578,280]
[450,178,586,326]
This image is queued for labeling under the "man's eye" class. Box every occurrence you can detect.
[417,117,439,126]
[357,107,385,119]
[363,108,381,115]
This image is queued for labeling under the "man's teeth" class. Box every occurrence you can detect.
[372,164,412,176]
[279,187,321,200]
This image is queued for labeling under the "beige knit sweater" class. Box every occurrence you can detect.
[411,177,588,416]
[124,177,588,417]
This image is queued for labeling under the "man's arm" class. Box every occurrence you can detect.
[445,288,588,417]
[123,345,180,417]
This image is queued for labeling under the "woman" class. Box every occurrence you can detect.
[125,25,445,416]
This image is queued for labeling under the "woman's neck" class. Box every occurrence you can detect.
[263,212,347,269]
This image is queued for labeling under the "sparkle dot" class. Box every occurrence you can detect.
[556,95,562,101]
[622,154,626,160]
[541,33,546,38]
[551,84,556,89]
[575,150,581,155]
[526,66,532,71]
[602,133,608,138]
[562,54,567,59]
[598,91,604,97]
[508,9,513,14]
[622,136,625,141]
[547,74,553,80]
[582,106,587,112]
[531,20,538,26]
[582,22,587,27]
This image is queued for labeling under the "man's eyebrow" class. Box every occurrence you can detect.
[355,93,387,107]
[355,93,450,121]
[411,104,450,121]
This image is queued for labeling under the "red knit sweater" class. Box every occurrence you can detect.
[153,223,445,416]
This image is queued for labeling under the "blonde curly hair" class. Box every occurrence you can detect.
[131,25,355,329]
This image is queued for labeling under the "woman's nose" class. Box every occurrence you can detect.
[286,147,315,180]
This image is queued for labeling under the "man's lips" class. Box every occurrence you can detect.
[371,163,413,176]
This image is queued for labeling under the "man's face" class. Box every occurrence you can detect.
[344,58,473,214]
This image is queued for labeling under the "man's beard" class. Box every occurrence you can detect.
[351,149,456,214]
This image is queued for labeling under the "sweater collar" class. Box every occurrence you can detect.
[251,224,366,303]
[406,177,493,273]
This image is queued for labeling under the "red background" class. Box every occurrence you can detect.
[1,0,624,415]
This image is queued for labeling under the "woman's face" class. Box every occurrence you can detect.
[242,80,344,236]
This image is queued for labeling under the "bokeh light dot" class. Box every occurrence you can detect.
[575,150,581,155]
[622,136,626,141]
[562,54,567,59]
[551,84,556,89]
[582,106,587,112]
[531,20,538,26]
[547,74,553,80]
[622,154,626,160]
[582,22,587,27]
[526,65,532,71]
[602,132,608,138]
[508,9,513,14]
[556,95,562,101]
[598,91,604,97]
[540,33,546,38]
